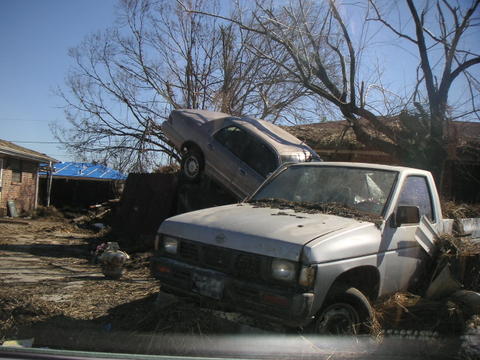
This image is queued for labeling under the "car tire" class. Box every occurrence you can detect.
[181,147,204,182]
[313,285,373,335]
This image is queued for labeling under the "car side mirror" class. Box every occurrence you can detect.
[392,206,420,227]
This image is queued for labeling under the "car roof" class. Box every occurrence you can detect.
[172,109,310,153]
[233,117,305,149]
[172,109,231,122]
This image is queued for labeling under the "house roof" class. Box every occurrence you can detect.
[284,120,372,151]
[39,162,127,181]
[285,120,480,151]
[0,139,58,163]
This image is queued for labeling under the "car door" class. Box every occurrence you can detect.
[379,176,436,295]
[208,125,252,197]
[210,125,279,198]
[234,134,279,196]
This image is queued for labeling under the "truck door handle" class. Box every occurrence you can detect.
[239,168,246,176]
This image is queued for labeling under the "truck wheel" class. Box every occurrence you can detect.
[314,286,372,335]
[181,147,204,182]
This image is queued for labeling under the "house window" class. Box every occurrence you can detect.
[8,159,22,183]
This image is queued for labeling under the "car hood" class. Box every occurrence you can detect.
[159,203,374,261]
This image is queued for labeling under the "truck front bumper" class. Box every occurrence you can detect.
[151,255,315,327]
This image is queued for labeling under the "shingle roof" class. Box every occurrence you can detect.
[39,162,127,181]
[0,139,58,163]
[285,120,480,151]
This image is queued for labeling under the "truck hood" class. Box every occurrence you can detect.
[159,203,375,261]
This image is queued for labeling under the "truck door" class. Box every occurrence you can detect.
[379,176,436,294]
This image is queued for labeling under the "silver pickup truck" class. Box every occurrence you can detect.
[151,162,444,333]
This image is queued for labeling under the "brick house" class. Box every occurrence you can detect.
[0,139,57,216]
[286,120,480,202]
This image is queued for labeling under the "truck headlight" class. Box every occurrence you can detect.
[271,259,296,282]
[163,236,178,254]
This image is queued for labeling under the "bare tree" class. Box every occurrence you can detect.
[368,0,480,181]
[54,0,314,172]
[181,0,480,183]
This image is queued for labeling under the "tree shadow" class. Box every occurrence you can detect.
[0,243,89,259]
[5,292,465,359]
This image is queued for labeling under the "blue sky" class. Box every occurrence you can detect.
[0,0,117,161]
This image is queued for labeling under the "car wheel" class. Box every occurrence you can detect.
[314,285,372,335]
[181,148,204,182]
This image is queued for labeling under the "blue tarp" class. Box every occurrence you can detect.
[40,162,127,180]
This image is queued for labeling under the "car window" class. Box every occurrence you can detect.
[242,139,278,177]
[214,125,278,177]
[397,176,435,222]
[214,126,247,158]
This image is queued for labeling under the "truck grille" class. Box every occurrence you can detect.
[204,247,232,270]
[235,254,261,279]
[176,240,264,281]
[179,241,199,261]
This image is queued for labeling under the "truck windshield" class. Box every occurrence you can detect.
[251,165,398,216]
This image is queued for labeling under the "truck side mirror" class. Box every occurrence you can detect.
[393,206,420,227]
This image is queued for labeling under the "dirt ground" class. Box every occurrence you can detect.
[0,217,478,359]
[0,217,279,356]
[0,219,154,338]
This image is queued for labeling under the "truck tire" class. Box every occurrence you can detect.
[181,147,204,182]
[314,285,373,335]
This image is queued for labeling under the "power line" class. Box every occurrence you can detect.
[7,141,62,144]
[0,118,51,122]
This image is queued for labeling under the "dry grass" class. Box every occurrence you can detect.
[434,234,480,293]
[370,231,480,338]
[0,268,158,340]
[31,206,65,220]
[442,201,480,220]
[371,292,470,337]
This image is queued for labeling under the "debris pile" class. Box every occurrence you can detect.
[442,201,480,219]
[95,242,130,280]
[72,199,120,227]
[434,234,480,293]
[31,206,65,220]
[249,198,384,227]
[154,164,180,174]
[373,223,480,337]
[125,252,152,270]
[372,292,468,336]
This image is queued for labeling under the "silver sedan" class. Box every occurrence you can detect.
[162,109,320,199]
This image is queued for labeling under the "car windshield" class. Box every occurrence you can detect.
[251,165,398,216]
